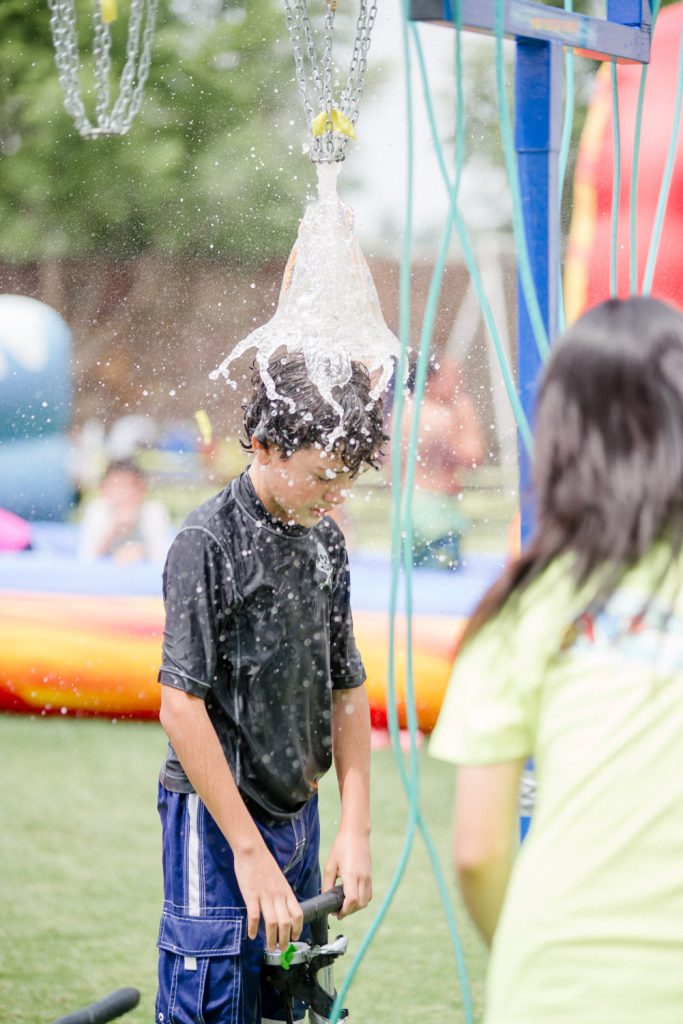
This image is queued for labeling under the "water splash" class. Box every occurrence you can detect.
[210,162,399,446]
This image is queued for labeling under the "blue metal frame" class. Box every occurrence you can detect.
[410,0,652,61]
[515,36,563,541]
[408,0,653,542]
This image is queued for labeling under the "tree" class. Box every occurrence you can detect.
[0,0,314,263]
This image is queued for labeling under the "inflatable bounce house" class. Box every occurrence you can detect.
[0,295,73,521]
[565,2,683,318]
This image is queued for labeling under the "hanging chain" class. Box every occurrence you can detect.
[283,0,378,162]
[321,2,336,158]
[47,0,159,138]
[283,0,317,128]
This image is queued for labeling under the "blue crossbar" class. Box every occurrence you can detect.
[410,1,652,62]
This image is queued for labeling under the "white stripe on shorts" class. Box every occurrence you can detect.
[185,793,201,970]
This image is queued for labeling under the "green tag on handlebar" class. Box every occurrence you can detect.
[280,943,297,971]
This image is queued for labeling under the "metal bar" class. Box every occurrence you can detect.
[515,37,562,543]
[607,0,652,30]
[409,0,651,62]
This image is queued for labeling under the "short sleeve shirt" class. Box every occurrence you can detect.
[158,471,366,821]
[430,547,683,1024]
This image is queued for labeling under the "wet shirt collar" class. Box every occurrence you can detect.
[236,469,311,538]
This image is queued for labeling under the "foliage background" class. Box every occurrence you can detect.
[0,0,312,264]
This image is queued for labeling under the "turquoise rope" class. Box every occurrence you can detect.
[558,0,575,199]
[557,0,575,331]
[630,0,661,292]
[409,20,533,452]
[610,62,622,297]
[332,9,481,1022]
[329,10,476,1021]
[397,210,476,1024]
[642,22,683,294]
[629,66,648,291]
[493,0,551,360]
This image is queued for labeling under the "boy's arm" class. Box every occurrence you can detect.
[322,684,372,919]
[159,685,303,950]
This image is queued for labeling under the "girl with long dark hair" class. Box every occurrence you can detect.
[431,296,683,1023]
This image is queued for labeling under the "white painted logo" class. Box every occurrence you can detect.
[316,542,333,590]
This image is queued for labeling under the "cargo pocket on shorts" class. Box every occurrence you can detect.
[156,911,243,1024]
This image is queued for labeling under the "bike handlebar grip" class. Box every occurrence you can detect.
[52,987,140,1024]
[300,885,345,923]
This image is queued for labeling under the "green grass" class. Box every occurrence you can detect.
[0,716,487,1024]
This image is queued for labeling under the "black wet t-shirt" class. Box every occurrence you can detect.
[158,471,366,821]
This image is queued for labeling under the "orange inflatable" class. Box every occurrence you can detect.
[0,590,464,733]
[565,3,683,319]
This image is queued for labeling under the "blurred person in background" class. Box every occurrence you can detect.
[402,357,483,569]
[78,459,171,565]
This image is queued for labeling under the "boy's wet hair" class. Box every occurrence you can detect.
[242,352,388,475]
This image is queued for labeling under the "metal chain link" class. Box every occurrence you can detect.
[283,0,378,162]
[321,3,336,157]
[47,0,158,138]
[283,0,317,129]
[300,1,326,110]
[345,0,377,127]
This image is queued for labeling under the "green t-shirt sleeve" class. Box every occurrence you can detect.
[430,564,577,765]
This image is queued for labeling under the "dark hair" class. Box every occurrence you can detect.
[103,458,146,481]
[464,295,683,642]
[241,352,388,475]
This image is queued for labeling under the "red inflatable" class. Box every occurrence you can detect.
[565,3,683,319]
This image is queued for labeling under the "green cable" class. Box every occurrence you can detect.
[332,9,478,1022]
[329,11,440,1022]
[630,0,661,292]
[557,0,575,331]
[398,213,476,1024]
[410,20,533,453]
[629,69,648,291]
[493,0,551,360]
[610,62,622,297]
[558,0,575,207]
[642,23,683,294]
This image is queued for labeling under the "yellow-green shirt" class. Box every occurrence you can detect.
[430,546,683,1024]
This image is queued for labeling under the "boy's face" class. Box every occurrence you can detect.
[253,444,357,528]
[101,469,147,512]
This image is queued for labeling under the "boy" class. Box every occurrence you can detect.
[78,459,171,565]
[156,353,386,1024]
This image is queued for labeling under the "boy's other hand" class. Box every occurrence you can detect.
[322,829,372,919]
[234,845,303,950]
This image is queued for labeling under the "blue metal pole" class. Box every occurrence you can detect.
[514,38,562,842]
[515,37,563,546]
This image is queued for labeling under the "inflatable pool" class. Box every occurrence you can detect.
[0,526,503,731]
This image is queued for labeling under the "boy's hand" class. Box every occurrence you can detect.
[233,844,304,950]
[322,829,372,919]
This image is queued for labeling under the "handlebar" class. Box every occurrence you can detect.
[52,987,140,1024]
[300,884,344,924]
[51,892,343,1022]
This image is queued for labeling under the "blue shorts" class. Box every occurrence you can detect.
[156,785,321,1024]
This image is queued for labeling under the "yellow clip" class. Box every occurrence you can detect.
[311,108,357,140]
[99,0,118,24]
[194,410,213,447]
